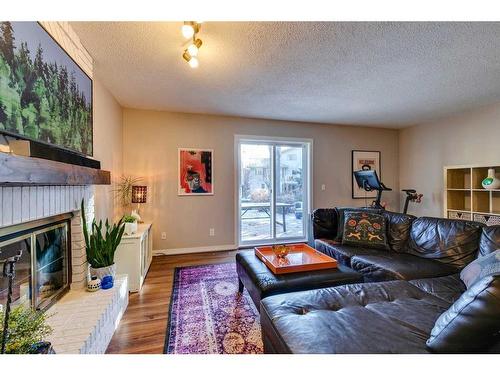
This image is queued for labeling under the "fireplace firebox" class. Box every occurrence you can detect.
[0,213,72,312]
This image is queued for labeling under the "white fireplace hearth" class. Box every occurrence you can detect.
[46,275,128,354]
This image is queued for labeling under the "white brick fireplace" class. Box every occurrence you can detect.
[0,185,94,289]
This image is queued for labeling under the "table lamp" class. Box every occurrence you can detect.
[131,185,147,223]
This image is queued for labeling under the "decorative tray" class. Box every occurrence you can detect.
[254,243,337,274]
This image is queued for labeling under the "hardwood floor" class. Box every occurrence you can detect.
[105,250,241,354]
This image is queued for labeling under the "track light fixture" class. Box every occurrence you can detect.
[182,51,199,68]
[181,22,203,68]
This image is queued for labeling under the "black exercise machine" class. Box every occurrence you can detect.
[353,169,423,214]
[353,170,392,209]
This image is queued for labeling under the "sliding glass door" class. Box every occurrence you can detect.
[239,143,273,241]
[237,137,311,246]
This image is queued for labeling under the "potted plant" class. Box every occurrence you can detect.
[1,305,54,354]
[122,214,138,235]
[81,200,125,281]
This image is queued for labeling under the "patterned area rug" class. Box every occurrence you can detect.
[164,263,263,354]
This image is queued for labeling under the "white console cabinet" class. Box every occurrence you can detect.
[115,223,153,292]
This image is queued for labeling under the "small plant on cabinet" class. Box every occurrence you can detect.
[122,214,138,235]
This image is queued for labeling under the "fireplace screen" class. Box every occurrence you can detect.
[0,220,70,312]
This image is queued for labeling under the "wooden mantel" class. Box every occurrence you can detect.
[0,152,111,186]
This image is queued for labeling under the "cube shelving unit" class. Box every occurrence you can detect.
[444,165,500,226]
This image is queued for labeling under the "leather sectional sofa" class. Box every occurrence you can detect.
[313,208,480,282]
[260,208,500,353]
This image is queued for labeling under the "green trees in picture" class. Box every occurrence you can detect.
[0,22,92,155]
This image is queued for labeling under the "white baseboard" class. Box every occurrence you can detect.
[153,244,237,256]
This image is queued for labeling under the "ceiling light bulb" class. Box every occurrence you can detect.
[182,24,195,39]
[188,57,199,68]
[187,44,199,57]
[187,39,202,57]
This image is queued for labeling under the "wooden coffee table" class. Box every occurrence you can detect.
[254,243,338,274]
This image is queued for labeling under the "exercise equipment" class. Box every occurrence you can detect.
[353,170,392,209]
[353,170,423,213]
[402,189,423,214]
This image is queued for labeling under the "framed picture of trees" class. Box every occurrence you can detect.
[0,22,93,156]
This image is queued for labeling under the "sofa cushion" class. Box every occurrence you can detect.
[479,225,500,257]
[311,208,338,241]
[342,211,388,250]
[382,211,415,252]
[409,274,465,304]
[426,275,500,353]
[351,252,458,282]
[407,217,483,269]
[460,249,500,289]
[314,239,380,267]
[260,280,449,353]
[334,207,382,241]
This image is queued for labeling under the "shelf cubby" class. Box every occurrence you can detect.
[492,191,500,215]
[472,167,490,190]
[473,191,490,213]
[447,190,471,211]
[446,168,471,189]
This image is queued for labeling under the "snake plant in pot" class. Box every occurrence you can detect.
[81,200,125,282]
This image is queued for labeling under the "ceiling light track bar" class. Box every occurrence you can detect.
[181,21,203,68]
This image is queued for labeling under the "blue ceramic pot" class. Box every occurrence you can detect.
[101,275,114,289]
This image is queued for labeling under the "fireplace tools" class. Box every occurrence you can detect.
[1,250,22,354]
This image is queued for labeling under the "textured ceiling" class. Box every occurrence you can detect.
[71,22,500,128]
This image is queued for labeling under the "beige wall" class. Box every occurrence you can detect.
[93,78,123,222]
[399,102,500,217]
[123,109,399,251]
